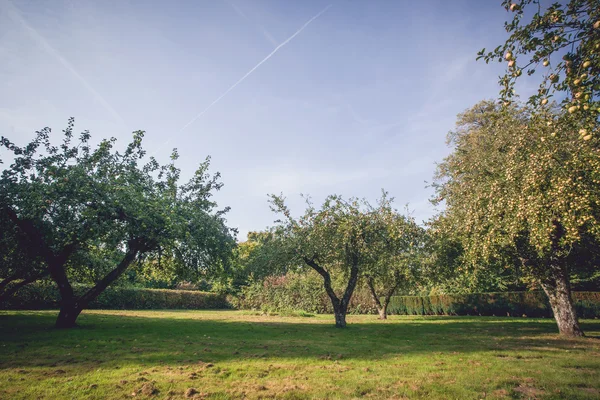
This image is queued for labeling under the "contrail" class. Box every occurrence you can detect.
[2,0,126,127]
[163,4,332,150]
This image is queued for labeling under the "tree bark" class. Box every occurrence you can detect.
[55,301,83,329]
[334,309,346,328]
[541,264,583,337]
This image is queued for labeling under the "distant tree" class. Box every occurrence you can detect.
[479,0,600,139]
[0,120,236,327]
[269,193,409,327]
[228,230,284,292]
[433,101,600,336]
[363,198,428,319]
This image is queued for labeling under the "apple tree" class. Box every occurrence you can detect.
[0,120,236,327]
[362,198,428,319]
[433,100,600,336]
[269,193,407,327]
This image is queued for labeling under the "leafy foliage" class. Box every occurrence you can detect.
[434,101,599,270]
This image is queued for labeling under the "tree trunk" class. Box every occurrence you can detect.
[55,301,83,329]
[53,246,139,328]
[366,278,387,319]
[334,308,347,328]
[541,265,583,337]
[303,257,354,328]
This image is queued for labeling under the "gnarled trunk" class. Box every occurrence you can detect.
[54,245,139,328]
[541,265,583,337]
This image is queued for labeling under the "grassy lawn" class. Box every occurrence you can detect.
[0,310,599,399]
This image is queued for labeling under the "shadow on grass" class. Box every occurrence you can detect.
[0,311,598,370]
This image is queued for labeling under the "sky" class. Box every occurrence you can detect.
[1,0,525,240]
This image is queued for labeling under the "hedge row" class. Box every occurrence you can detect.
[2,281,598,318]
[0,282,231,310]
[387,291,600,318]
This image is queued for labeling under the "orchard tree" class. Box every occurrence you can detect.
[269,193,406,327]
[0,120,236,327]
[433,101,600,336]
[479,0,600,139]
[363,198,428,319]
[227,230,284,292]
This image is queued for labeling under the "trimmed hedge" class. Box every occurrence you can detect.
[0,282,231,310]
[3,281,598,318]
[387,291,600,318]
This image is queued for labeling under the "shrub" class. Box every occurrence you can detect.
[235,271,377,314]
[0,281,230,310]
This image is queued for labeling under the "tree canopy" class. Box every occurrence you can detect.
[0,120,236,327]
[433,100,600,336]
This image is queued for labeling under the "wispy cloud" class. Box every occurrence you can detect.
[223,0,278,47]
[157,4,333,153]
[1,0,126,127]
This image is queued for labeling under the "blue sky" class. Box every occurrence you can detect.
[1,0,524,239]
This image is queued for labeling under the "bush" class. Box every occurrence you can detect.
[0,281,231,310]
[387,291,600,318]
[234,271,377,314]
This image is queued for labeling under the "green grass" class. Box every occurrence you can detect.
[1,310,599,399]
